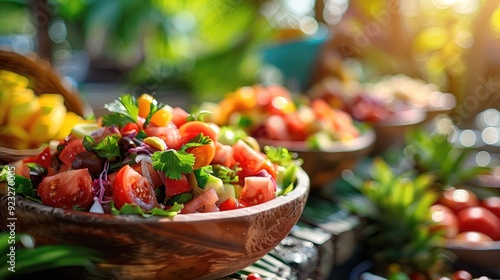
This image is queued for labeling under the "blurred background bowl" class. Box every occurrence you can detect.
[258,127,375,188]
[261,25,329,91]
[371,107,427,156]
[0,168,310,280]
[443,239,500,272]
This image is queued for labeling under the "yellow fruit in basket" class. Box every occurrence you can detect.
[0,124,31,150]
[57,112,87,139]
[29,94,67,144]
[0,84,13,125]
[0,70,30,88]
[8,87,39,129]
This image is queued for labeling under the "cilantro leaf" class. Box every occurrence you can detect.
[151,150,195,180]
[102,94,139,128]
[101,113,135,128]
[93,135,121,160]
[180,134,212,152]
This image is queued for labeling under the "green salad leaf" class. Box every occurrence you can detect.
[151,150,195,180]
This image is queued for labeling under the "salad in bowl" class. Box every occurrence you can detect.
[1,93,302,216]
[0,93,309,279]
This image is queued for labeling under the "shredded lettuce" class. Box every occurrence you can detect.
[110,202,183,218]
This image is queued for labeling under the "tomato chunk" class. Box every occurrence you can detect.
[181,188,219,214]
[218,197,248,211]
[165,174,192,197]
[232,139,266,176]
[240,176,275,206]
[37,168,94,209]
[58,138,86,167]
[113,165,159,211]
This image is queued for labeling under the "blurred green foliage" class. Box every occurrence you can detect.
[0,0,278,101]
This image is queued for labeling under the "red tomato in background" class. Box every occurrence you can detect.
[240,176,275,206]
[37,168,94,209]
[113,165,158,211]
[438,187,479,215]
[430,204,459,239]
[58,138,86,168]
[247,273,264,280]
[457,206,500,240]
[452,270,472,280]
[283,113,308,141]
[481,196,500,219]
[264,115,290,141]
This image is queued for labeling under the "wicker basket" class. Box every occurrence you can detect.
[0,48,93,163]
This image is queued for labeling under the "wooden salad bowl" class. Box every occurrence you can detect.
[0,168,309,280]
[257,127,376,188]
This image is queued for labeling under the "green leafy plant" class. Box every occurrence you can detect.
[341,158,453,279]
[403,128,490,187]
[0,232,102,279]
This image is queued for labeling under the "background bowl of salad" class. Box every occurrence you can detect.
[0,93,310,280]
[257,125,376,188]
[205,84,376,188]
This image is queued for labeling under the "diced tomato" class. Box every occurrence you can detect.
[181,187,219,214]
[240,176,275,206]
[172,107,189,128]
[120,122,140,135]
[164,174,192,197]
[218,197,248,211]
[144,122,181,149]
[37,168,94,209]
[113,165,159,211]
[213,142,236,167]
[22,146,52,169]
[232,139,266,176]
[179,121,218,143]
[131,162,165,188]
[58,138,86,167]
